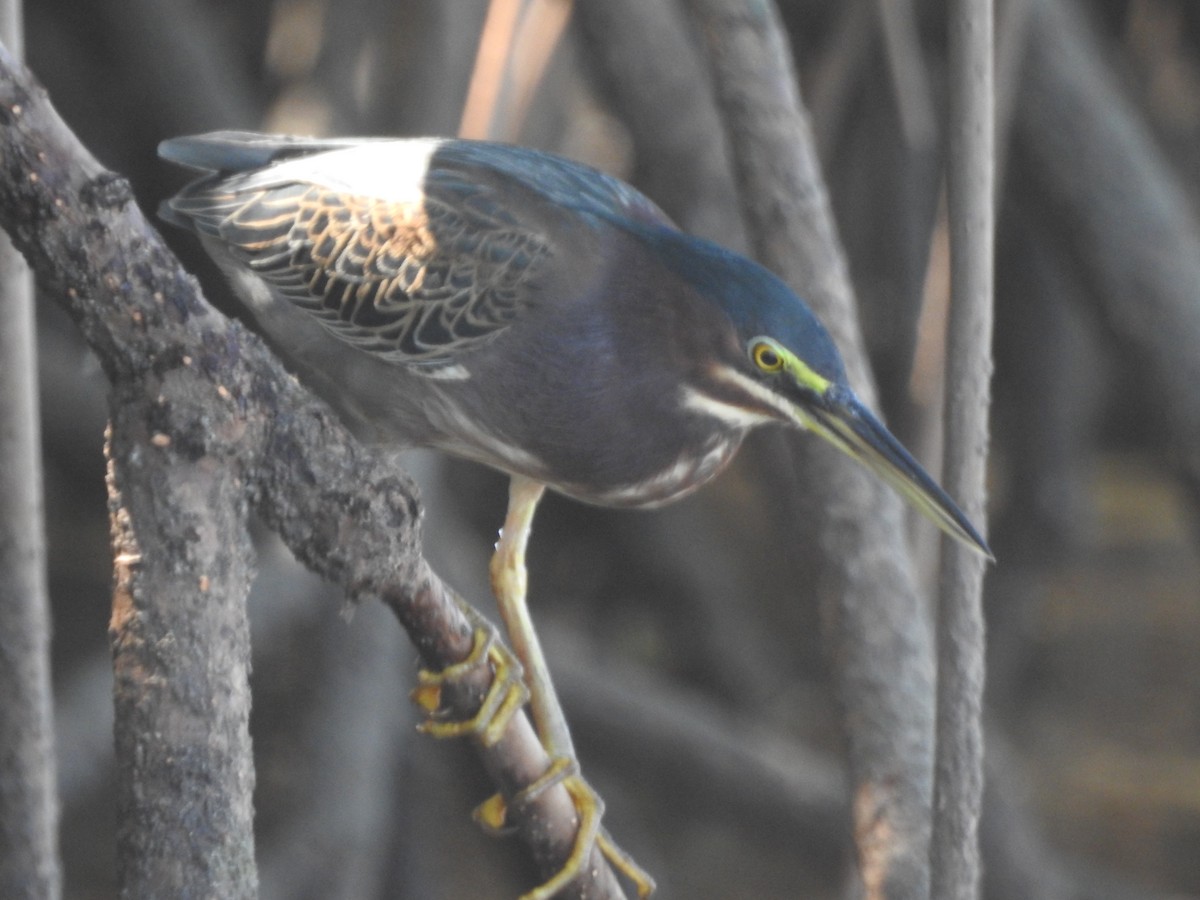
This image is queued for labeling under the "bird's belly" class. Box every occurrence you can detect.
[416,369,749,509]
[548,431,745,509]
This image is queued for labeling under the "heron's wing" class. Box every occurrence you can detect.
[158,131,376,174]
[161,133,676,231]
[165,143,560,366]
[163,136,679,366]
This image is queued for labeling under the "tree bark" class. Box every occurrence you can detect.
[0,7,62,898]
[680,2,937,898]
[931,0,993,897]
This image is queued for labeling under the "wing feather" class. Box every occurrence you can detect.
[162,136,681,366]
[168,167,550,364]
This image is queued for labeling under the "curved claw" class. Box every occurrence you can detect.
[596,829,656,899]
[411,626,529,747]
[473,791,513,835]
[474,757,656,900]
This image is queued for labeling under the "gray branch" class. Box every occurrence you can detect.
[0,47,625,900]
[0,7,63,898]
[679,1,937,897]
[931,0,994,897]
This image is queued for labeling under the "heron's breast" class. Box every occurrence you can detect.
[552,430,745,509]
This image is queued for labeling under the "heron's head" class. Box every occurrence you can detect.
[669,236,991,558]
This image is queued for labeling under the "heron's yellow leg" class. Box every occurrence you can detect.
[484,476,656,899]
[488,477,571,754]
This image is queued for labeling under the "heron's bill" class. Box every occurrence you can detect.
[797,389,992,559]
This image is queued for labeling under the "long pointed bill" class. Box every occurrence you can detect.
[795,385,992,559]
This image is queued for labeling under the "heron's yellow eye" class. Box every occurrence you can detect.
[751,340,785,373]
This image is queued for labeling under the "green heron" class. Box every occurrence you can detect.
[159,131,989,899]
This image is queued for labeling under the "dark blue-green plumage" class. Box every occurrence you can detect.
[159,131,987,552]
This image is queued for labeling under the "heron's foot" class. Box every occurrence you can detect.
[474,757,656,900]
[411,627,529,747]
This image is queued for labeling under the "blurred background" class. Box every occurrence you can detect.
[20,0,1200,897]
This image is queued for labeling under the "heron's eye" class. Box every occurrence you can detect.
[751,340,784,373]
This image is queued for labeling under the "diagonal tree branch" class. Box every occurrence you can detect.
[0,46,624,900]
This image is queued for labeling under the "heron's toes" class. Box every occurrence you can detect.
[474,757,656,900]
[411,626,529,747]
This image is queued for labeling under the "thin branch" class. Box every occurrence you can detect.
[0,48,625,900]
[460,0,524,138]
[807,0,876,162]
[878,0,938,151]
[573,0,747,249]
[0,8,62,899]
[679,2,938,898]
[931,0,994,897]
[459,0,572,141]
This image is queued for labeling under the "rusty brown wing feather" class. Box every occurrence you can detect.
[169,175,552,366]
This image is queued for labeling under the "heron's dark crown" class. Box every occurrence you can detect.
[632,226,848,387]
